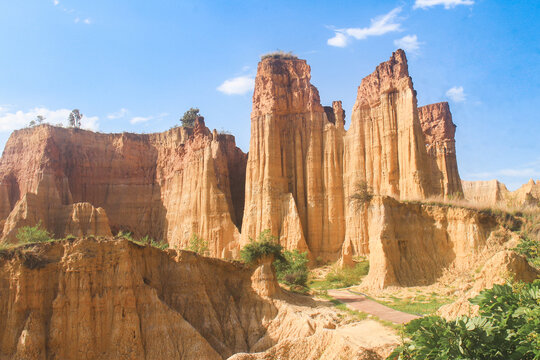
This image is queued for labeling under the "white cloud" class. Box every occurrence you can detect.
[446,86,466,102]
[0,107,99,132]
[53,0,59,5]
[107,108,128,119]
[74,17,80,23]
[129,113,168,125]
[327,32,348,47]
[217,75,255,95]
[414,0,474,10]
[130,116,152,124]
[394,34,422,54]
[328,7,402,47]
[83,18,91,24]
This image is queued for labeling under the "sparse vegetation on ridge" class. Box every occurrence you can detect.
[260,50,298,60]
[186,233,208,255]
[16,222,52,244]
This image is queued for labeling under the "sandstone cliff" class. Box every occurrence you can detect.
[0,238,396,359]
[360,197,521,289]
[344,50,433,202]
[418,102,463,199]
[461,179,510,205]
[241,56,345,261]
[0,121,247,257]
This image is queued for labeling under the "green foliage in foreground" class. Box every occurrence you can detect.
[16,221,52,244]
[388,280,540,360]
[240,230,309,288]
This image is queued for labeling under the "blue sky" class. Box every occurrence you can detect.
[0,0,538,190]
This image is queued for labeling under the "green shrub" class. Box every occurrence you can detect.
[388,280,540,360]
[187,233,209,255]
[275,249,309,287]
[16,221,51,244]
[240,230,283,264]
[180,107,200,128]
[514,235,540,268]
[140,235,169,250]
[349,181,374,210]
[240,230,309,289]
[116,230,134,241]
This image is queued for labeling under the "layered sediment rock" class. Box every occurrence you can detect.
[344,50,433,202]
[418,102,462,198]
[361,197,515,289]
[241,57,346,261]
[0,121,247,257]
[0,238,395,359]
[461,179,510,205]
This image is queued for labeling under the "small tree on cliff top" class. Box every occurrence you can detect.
[68,109,82,128]
[180,107,200,128]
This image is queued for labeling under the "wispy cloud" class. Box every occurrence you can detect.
[446,86,466,102]
[107,108,128,119]
[217,75,255,95]
[129,113,168,125]
[327,7,403,47]
[53,1,92,24]
[394,35,422,54]
[0,107,99,132]
[414,0,474,10]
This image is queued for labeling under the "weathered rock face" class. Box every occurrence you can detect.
[0,122,247,257]
[361,196,511,289]
[418,102,463,198]
[241,57,346,261]
[344,50,433,203]
[0,238,395,360]
[461,179,510,205]
[511,179,540,207]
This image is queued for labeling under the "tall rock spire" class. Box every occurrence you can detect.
[418,102,463,198]
[241,55,346,260]
[344,49,433,200]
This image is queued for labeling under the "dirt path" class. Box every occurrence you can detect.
[327,289,420,324]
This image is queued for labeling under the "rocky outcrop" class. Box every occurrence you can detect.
[510,179,540,207]
[418,102,462,199]
[461,179,510,205]
[241,57,346,261]
[361,197,512,289]
[0,238,396,359]
[0,122,247,257]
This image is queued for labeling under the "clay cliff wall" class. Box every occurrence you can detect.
[0,121,247,257]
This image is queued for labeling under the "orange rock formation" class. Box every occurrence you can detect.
[0,120,247,257]
[418,102,463,198]
[0,238,396,359]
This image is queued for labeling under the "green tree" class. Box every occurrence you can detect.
[68,109,83,128]
[36,115,46,124]
[180,107,200,128]
[349,180,374,210]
